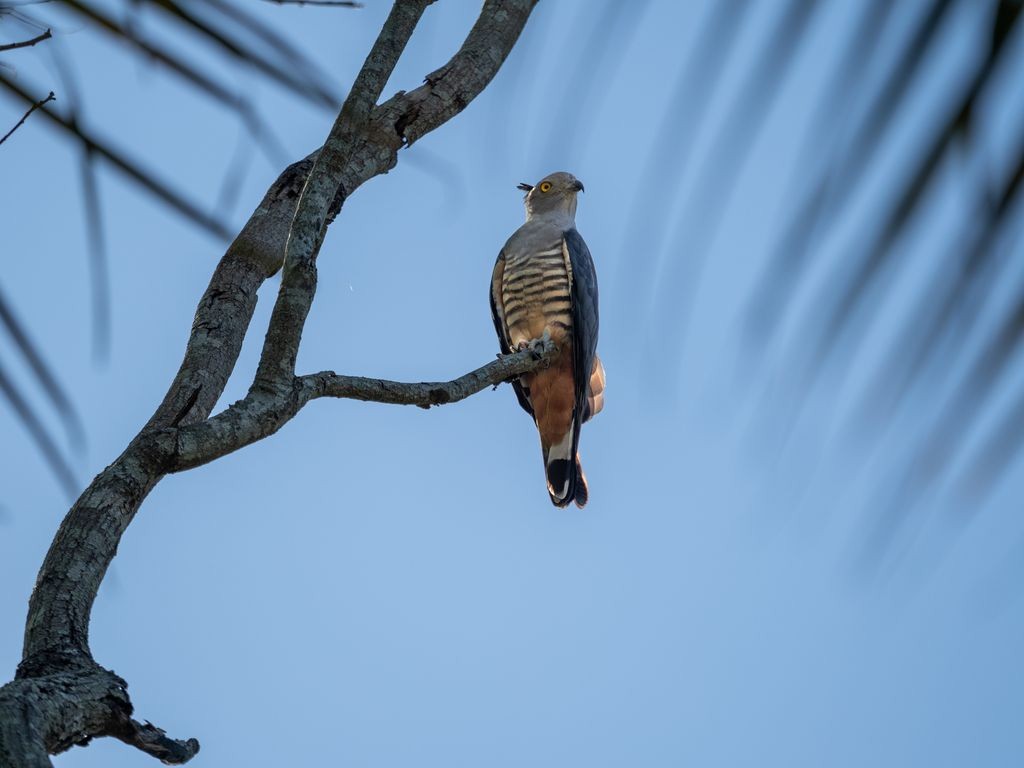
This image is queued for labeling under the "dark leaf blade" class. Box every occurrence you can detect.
[214,120,255,217]
[795,0,896,171]
[260,0,362,6]
[0,286,86,454]
[204,0,343,102]
[62,2,261,119]
[401,144,466,214]
[799,0,1022,383]
[654,0,822,364]
[849,124,1024,434]
[0,358,79,500]
[861,265,1024,558]
[741,0,896,356]
[543,0,653,167]
[917,287,1024,491]
[616,0,749,317]
[957,382,1024,506]
[142,0,339,109]
[744,0,958,346]
[80,147,110,363]
[0,73,232,240]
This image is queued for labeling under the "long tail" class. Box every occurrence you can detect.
[545,441,588,509]
[573,457,589,508]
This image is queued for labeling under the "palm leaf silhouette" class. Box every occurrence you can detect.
[3,0,1023,555]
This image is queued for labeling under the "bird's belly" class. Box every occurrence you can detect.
[502,260,572,348]
[506,302,571,348]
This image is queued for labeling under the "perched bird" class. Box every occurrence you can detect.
[490,171,604,508]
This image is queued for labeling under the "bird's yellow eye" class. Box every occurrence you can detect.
[539,181,552,193]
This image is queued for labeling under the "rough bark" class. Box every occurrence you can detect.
[0,1,540,764]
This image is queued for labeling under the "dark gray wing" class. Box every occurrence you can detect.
[564,228,599,442]
[490,250,534,417]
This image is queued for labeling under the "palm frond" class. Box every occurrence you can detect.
[654,0,823,363]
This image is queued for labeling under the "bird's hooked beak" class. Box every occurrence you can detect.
[572,179,585,193]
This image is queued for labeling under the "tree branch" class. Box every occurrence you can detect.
[253,0,431,394]
[0,29,52,53]
[310,339,556,408]
[172,340,557,472]
[0,659,198,767]
[108,718,200,765]
[0,1,538,765]
[0,91,54,146]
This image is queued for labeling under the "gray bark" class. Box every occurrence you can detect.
[0,1,541,764]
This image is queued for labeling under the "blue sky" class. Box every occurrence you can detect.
[2,1,1024,765]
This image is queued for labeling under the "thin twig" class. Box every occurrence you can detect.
[262,0,363,7]
[0,74,231,238]
[0,90,53,146]
[172,340,558,472]
[110,717,200,765]
[0,28,51,52]
[306,339,558,409]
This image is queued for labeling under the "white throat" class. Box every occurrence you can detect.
[525,202,576,228]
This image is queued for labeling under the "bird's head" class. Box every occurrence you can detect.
[518,171,584,223]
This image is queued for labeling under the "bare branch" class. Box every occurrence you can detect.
[173,341,557,472]
[108,719,200,765]
[0,90,53,146]
[253,0,430,393]
[0,28,51,52]
[151,0,537,438]
[144,157,319,433]
[253,0,538,394]
[310,340,556,408]
[0,660,198,767]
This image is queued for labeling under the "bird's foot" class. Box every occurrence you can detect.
[528,335,554,362]
[512,333,553,362]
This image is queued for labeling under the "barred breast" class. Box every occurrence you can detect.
[501,242,573,348]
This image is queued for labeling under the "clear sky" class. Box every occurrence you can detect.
[2,1,1024,766]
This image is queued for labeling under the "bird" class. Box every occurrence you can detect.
[490,171,604,508]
